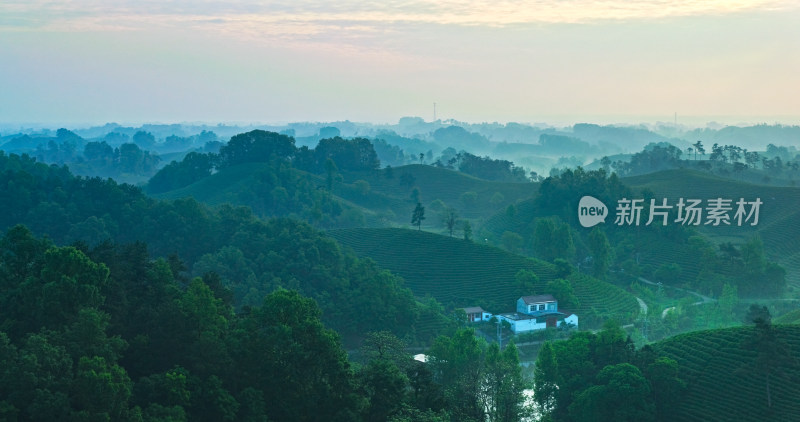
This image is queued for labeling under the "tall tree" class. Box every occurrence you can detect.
[646,357,685,421]
[218,130,296,166]
[443,208,458,237]
[361,331,409,370]
[533,342,559,418]
[568,363,655,422]
[740,306,796,408]
[481,342,525,422]
[546,278,579,311]
[428,328,485,421]
[325,158,338,191]
[412,203,426,231]
[692,140,705,160]
[587,227,613,279]
[314,137,380,171]
[514,269,539,298]
[501,231,523,254]
[232,289,360,422]
[361,358,409,422]
[534,217,574,262]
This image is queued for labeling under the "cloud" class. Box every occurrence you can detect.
[3,0,798,125]
[3,0,795,33]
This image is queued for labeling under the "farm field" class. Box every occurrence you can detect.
[328,227,639,326]
[655,324,800,421]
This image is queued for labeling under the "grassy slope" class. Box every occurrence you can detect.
[655,324,800,421]
[150,162,274,206]
[624,169,800,286]
[341,164,537,220]
[328,228,639,324]
[150,162,538,228]
[775,309,800,324]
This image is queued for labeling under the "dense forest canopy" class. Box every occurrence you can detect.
[0,151,436,344]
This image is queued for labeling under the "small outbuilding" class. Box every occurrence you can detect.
[462,306,492,323]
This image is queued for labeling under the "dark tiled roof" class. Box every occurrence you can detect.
[520,294,556,304]
[463,306,486,314]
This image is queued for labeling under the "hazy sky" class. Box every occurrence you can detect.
[1,0,799,127]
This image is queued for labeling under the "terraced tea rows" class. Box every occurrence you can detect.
[328,228,639,324]
[775,309,800,324]
[625,169,800,286]
[655,325,800,421]
[152,162,274,205]
[343,164,536,219]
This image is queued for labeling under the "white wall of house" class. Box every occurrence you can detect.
[511,318,546,333]
[560,314,579,327]
[497,315,546,333]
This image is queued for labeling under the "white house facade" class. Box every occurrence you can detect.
[496,295,578,334]
[463,294,577,334]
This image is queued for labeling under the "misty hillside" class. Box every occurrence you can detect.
[4,121,799,189]
[150,160,536,227]
[329,228,639,327]
[624,169,800,287]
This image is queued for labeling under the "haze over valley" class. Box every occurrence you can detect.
[2,0,800,420]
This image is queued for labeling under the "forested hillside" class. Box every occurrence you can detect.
[0,151,439,344]
[148,130,536,229]
[0,226,496,421]
[482,167,788,299]
[4,124,800,421]
[624,169,800,287]
[0,227,364,421]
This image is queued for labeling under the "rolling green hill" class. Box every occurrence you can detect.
[624,169,800,286]
[341,164,536,220]
[328,228,639,326]
[151,161,272,205]
[481,168,800,290]
[655,324,800,421]
[150,162,538,228]
[775,309,800,324]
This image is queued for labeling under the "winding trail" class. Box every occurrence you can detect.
[637,277,716,319]
[635,297,648,315]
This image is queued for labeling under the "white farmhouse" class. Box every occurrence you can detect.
[494,295,578,334]
[517,294,558,314]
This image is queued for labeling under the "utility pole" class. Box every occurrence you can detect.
[641,314,649,341]
[496,318,502,349]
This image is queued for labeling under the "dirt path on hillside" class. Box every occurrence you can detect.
[637,277,716,319]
